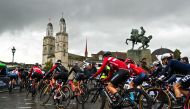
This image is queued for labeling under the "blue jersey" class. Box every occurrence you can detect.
[163,59,190,75]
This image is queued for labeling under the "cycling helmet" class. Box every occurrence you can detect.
[124,58,135,64]
[103,51,112,57]
[35,63,39,66]
[82,62,90,68]
[56,59,62,64]
[153,61,161,66]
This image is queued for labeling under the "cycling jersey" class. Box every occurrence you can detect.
[160,59,190,78]
[68,65,82,75]
[29,66,42,77]
[46,63,68,82]
[49,63,68,74]
[126,63,145,75]
[93,57,128,78]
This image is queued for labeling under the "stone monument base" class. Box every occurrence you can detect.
[127,49,152,66]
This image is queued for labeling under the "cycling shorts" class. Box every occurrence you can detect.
[54,72,68,83]
[9,74,18,80]
[75,73,88,81]
[179,74,190,89]
[133,73,148,85]
[20,73,27,79]
[111,69,130,86]
[31,72,43,82]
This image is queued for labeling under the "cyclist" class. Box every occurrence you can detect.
[180,56,189,64]
[28,63,43,82]
[44,59,68,103]
[68,62,82,79]
[28,63,43,96]
[124,58,148,88]
[8,67,19,88]
[150,61,163,77]
[100,65,110,79]
[91,51,130,104]
[158,54,190,107]
[45,60,68,88]
[90,62,97,75]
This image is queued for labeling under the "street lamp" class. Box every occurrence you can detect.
[12,46,16,63]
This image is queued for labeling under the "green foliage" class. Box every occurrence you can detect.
[173,49,181,60]
[43,60,53,72]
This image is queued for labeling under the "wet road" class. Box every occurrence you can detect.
[0,90,105,109]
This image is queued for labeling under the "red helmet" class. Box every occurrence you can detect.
[125,58,135,64]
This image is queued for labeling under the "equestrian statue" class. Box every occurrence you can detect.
[126,26,152,50]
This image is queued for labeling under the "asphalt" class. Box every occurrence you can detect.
[0,89,106,109]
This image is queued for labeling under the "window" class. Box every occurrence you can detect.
[99,55,103,60]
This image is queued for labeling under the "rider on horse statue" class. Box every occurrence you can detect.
[126,26,152,50]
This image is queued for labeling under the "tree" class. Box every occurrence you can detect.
[173,49,181,60]
[43,60,53,72]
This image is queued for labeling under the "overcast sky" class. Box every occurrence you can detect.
[0,0,190,64]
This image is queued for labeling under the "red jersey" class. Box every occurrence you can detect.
[93,57,128,78]
[126,63,145,75]
[29,66,42,77]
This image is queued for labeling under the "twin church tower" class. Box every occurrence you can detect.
[42,17,68,67]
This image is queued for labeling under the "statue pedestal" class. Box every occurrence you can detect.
[127,49,152,66]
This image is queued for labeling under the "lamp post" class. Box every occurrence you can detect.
[12,46,16,63]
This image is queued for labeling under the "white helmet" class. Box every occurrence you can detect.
[82,61,90,68]
[161,53,173,60]
[153,61,160,66]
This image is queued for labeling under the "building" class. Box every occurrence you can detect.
[42,16,69,68]
[42,16,87,69]
[42,16,127,69]
[90,50,127,62]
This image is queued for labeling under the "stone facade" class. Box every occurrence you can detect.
[127,49,152,65]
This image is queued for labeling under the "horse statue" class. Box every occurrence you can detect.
[126,27,152,49]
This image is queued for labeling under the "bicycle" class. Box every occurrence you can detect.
[40,79,71,108]
[68,79,89,104]
[88,78,152,109]
[26,78,38,100]
[19,77,28,92]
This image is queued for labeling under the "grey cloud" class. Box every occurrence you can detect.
[1,0,190,35]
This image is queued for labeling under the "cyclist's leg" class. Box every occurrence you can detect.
[174,75,190,105]
[130,72,148,88]
[107,69,130,97]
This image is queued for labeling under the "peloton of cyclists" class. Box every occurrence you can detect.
[158,54,190,108]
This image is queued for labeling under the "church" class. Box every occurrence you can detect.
[42,16,80,68]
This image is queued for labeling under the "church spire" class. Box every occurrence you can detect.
[46,17,53,36]
[59,13,66,33]
[85,37,88,59]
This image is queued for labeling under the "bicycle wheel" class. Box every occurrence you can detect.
[76,83,89,104]
[122,88,151,109]
[26,85,32,98]
[142,88,171,109]
[87,88,108,109]
[8,82,13,94]
[58,85,71,109]
[19,80,23,92]
[40,85,53,105]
